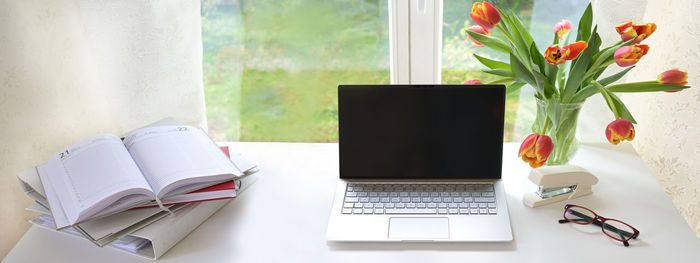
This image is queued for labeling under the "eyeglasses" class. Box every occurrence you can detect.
[558,204,640,247]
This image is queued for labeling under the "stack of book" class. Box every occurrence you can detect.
[17,118,258,259]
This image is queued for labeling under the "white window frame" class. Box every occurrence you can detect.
[389,0,443,84]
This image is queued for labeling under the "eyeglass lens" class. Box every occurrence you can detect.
[564,206,636,242]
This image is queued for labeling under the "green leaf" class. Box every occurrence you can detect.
[530,42,545,74]
[483,69,513,78]
[509,10,535,48]
[510,53,538,92]
[607,81,691,92]
[570,84,597,102]
[506,82,526,95]
[562,34,597,102]
[474,54,511,70]
[466,31,511,54]
[487,78,515,84]
[498,11,530,66]
[609,92,637,124]
[598,66,635,86]
[576,3,593,42]
[592,81,637,123]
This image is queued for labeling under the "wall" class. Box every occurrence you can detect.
[0,0,205,257]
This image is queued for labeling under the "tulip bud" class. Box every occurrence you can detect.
[463,80,483,84]
[470,2,501,30]
[615,21,657,44]
[553,20,572,40]
[605,119,635,145]
[466,26,490,47]
[614,44,649,67]
[657,68,688,92]
[518,133,554,168]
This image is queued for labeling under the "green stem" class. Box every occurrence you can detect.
[540,115,550,134]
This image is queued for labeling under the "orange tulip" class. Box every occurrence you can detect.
[658,68,688,92]
[518,133,554,168]
[605,119,635,145]
[615,21,657,44]
[463,79,483,84]
[544,41,588,65]
[614,44,649,67]
[553,20,572,40]
[466,25,490,47]
[470,2,501,30]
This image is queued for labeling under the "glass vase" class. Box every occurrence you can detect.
[531,98,583,166]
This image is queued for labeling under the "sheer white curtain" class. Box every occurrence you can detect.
[589,0,700,238]
[0,0,206,256]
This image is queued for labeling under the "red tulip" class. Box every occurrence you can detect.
[614,44,649,67]
[553,20,572,40]
[470,2,501,30]
[518,133,554,168]
[463,80,483,84]
[615,21,657,44]
[658,68,688,92]
[466,25,490,47]
[605,119,635,145]
[544,41,588,65]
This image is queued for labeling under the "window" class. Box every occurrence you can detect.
[202,0,389,142]
[202,0,588,142]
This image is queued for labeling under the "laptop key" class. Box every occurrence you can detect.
[359,197,369,203]
[489,209,497,215]
[346,192,357,197]
[459,209,470,214]
[449,209,458,214]
[342,209,352,214]
[344,203,354,208]
[438,209,448,214]
[364,209,374,214]
[345,197,358,203]
[479,209,488,214]
[385,209,437,214]
[375,209,385,214]
[353,208,363,214]
[470,209,479,214]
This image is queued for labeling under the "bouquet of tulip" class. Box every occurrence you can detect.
[465,2,691,168]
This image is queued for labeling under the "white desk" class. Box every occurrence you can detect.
[4,142,700,262]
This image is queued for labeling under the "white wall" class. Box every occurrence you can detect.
[0,0,206,256]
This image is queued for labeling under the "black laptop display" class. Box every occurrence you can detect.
[338,85,505,180]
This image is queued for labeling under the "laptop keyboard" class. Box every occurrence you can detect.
[341,183,497,215]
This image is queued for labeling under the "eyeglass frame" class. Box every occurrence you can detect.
[558,204,640,247]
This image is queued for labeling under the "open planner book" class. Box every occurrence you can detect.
[38,125,242,229]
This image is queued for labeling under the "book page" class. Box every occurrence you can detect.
[123,126,241,198]
[38,134,155,226]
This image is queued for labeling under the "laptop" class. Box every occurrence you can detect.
[326,84,513,242]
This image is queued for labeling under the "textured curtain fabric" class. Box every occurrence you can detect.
[0,0,205,256]
[622,0,700,238]
[588,0,700,238]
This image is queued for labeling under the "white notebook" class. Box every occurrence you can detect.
[37,125,242,229]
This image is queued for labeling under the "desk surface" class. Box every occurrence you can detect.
[4,142,700,262]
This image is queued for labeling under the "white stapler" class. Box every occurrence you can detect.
[523,165,598,208]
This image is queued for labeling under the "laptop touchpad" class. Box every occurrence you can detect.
[388,217,449,239]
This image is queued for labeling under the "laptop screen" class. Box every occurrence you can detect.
[338,85,505,180]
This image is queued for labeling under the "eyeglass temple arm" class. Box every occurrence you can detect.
[561,210,635,238]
